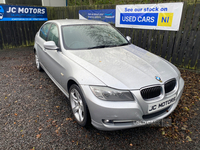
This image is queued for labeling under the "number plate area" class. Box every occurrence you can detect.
[148,95,176,113]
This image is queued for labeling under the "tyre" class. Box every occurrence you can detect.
[35,52,43,72]
[69,84,91,127]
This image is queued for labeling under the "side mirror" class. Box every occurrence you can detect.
[44,41,59,50]
[126,36,131,43]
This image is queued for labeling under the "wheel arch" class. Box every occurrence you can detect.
[33,48,36,54]
[67,79,78,93]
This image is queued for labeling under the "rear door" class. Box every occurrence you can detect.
[36,23,51,67]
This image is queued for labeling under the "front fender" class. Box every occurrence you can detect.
[59,53,105,92]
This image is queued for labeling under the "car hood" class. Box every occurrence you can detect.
[67,44,179,89]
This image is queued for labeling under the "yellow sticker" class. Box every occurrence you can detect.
[157,13,174,27]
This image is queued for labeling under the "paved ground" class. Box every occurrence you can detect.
[0,47,199,150]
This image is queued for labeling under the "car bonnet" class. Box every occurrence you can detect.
[67,44,179,90]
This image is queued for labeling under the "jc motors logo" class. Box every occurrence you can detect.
[0,6,4,20]
[149,105,157,112]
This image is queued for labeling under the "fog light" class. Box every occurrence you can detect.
[102,119,113,123]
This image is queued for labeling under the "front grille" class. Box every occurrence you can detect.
[141,86,162,100]
[165,79,176,94]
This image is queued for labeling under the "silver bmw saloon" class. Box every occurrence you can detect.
[34,19,184,131]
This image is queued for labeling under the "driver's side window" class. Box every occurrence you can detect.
[47,24,59,47]
[40,23,51,40]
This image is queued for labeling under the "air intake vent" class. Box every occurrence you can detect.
[141,86,162,100]
[143,106,170,120]
[165,79,176,94]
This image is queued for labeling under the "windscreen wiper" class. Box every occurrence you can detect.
[87,43,130,49]
[116,43,130,47]
[87,45,114,49]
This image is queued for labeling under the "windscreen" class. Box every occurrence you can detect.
[62,24,129,50]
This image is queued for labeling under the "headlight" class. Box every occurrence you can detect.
[90,86,134,101]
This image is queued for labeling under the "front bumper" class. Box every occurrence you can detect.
[81,77,184,131]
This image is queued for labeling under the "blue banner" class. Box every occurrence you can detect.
[79,9,115,24]
[120,13,158,26]
[0,5,48,21]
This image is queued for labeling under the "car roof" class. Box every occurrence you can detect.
[46,19,109,26]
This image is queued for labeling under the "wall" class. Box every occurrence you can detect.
[0,2,200,70]
[5,0,42,6]
[0,0,5,4]
[42,0,66,7]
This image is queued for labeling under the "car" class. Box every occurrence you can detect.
[34,19,184,131]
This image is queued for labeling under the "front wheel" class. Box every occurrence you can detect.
[35,52,43,72]
[69,84,91,127]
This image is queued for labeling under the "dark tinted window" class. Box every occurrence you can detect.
[40,23,51,40]
[62,24,129,50]
[47,24,59,46]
